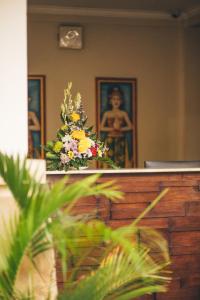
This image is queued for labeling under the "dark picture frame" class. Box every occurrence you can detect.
[28,75,46,159]
[96,77,137,168]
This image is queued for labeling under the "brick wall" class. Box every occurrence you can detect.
[48,171,200,300]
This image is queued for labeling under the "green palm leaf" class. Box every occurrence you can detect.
[0,152,122,298]
[0,152,171,299]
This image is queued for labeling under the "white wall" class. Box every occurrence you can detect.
[28,18,182,167]
[0,0,28,156]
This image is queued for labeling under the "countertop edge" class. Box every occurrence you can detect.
[46,168,200,175]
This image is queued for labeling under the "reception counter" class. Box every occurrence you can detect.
[47,168,200,300]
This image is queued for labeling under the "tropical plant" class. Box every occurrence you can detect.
[0,152,171,300]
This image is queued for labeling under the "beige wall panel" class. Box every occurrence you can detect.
[28,20,181,167]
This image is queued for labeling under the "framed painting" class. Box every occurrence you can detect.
[28,75,45,159]
[96,77,137,168]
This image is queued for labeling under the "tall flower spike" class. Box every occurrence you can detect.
[67,94,73,114]
[61,86,68,122]
[74,92,82,111]
[67,83,74,114]
[67,82,72,94]
[61,103,65,116]
[63,85,68,105]
[77,102,87,122]
[63,82,73,115]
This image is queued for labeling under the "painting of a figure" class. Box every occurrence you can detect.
[96,78,137,168]
[28,75,45,158]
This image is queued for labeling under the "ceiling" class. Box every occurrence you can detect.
[28,0,200,14]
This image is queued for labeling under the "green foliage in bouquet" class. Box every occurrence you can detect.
[45,82,116,171]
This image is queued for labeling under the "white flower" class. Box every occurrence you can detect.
[64,142,71,152]
[86,149,92,158]
[62,134,72,143]
[60,153,70,164]
[90,139,95,147]
[86,137,92,147]
[71,125,80,131]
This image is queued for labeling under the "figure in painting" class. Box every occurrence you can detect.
[100,87,133,168]
[28,96,41,158]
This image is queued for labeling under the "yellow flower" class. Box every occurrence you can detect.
[71,130,85,140]
[98,149,102,157]
[61,124,68,131]
[71,112,80,122]
[78,138,91,153]
[68,151,74,159]
[53,141,63,153]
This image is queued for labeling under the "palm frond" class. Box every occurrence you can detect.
[0,152,123,298]
[0,153,35,209]
[0,152,171,299]
[59,241,170,300]
[53,215,170,300]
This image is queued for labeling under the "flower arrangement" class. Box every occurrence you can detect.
[45,82,115,171]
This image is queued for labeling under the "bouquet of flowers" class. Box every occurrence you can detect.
[45,82,115,171]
